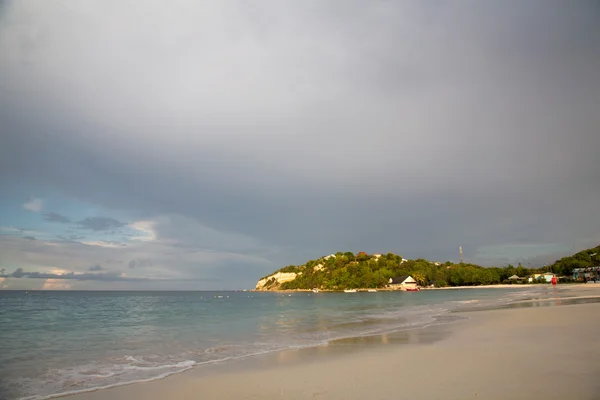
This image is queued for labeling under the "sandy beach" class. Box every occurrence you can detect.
[65,285,600,400]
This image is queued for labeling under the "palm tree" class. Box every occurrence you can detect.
[412,272,426,286]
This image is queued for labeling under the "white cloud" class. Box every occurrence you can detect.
[129,220,157,242]
[0,226,44,236]
[49,267,70,275]
[0,226,21,233]
[81,241,126,248]
[23,197,43,212]
[41,241,63,247]
[41,278,71,290]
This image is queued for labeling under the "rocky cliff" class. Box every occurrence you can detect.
[255,271,300,291]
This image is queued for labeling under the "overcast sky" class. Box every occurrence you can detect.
[1,0,599,290]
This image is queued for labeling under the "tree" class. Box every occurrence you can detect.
[515,265,528,278]
[356,252,369,262]
[335,256,348,269]
[412,272,426,286]
[573,252,591,263]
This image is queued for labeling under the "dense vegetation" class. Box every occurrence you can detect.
[545,245,600,276]
[260,246,600,290]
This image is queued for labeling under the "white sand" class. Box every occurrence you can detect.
[67,291,600,400]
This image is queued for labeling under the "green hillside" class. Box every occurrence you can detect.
[258,252,522,290]
[257,245,600,291]
[546,245,600,276]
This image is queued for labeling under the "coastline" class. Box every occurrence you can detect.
[254,282,598,292]
[421,283,536,290]
[64,285,600,400]
[252,284,534,292]
[426,282,600,290]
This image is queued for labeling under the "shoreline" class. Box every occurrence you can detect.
[63,285,600,400]
[426,282,600,290]
[253,284,533,292]
[254,282,597,293]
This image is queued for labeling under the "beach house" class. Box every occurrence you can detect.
[527,273,557,283]
[528,274,543,283]
[573,267,600,282]
[388,276,418,290]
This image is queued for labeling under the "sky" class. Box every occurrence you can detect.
[1,0,599,290]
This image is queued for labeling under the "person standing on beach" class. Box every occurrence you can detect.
[551,275,559,305]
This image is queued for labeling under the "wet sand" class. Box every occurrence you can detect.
[67,286,600,400]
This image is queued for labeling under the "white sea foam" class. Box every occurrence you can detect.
[18,361,197,400]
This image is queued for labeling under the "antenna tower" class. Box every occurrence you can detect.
[459,246,463,264]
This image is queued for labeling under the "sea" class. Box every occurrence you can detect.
[0,287,556,400]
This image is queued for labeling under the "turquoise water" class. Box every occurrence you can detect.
[0,288,546,399]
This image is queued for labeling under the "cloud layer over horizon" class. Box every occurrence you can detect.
[1,0,599,289]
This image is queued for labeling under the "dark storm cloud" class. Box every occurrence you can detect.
[56,234,85,241]
[43,212,71,223]
[6,267,145,282]
[10,267,24,278]
[0,0,599,286]
[2,266,224,284]
[77,217,126,231]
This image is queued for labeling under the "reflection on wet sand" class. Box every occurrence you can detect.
[208,315,463,375]
[478,295,600,311]
[327,315,464,348]
[455,286,600,313]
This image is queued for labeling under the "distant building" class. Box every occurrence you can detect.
[573,267,600,281]
[527,273,557,283]
[528,274,543,283]
[388,276,418,290]
[508,275,521,281]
